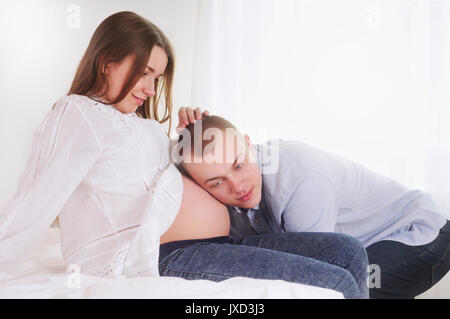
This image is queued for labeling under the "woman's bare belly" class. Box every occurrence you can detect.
[160,175,230,244]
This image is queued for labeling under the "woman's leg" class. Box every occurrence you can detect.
[159,236,361,298]
[232,232,369,299]
[366,221,450,299]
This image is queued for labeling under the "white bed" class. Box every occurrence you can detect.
[0,227,343,299]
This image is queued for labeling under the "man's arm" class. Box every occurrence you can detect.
[282,173,340,232]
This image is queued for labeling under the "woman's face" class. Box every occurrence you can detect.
[104,45,168,113]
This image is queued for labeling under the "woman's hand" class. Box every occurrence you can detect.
[176,106,210,133]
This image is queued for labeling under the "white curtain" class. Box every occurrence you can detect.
[188,0,450,217]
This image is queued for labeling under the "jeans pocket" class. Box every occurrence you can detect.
[159,248,185,267]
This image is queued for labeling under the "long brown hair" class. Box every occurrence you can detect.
[68,11,175,133]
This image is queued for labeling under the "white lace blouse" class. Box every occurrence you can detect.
[0,94,183,280]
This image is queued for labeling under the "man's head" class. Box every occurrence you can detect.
[175,115,262,209]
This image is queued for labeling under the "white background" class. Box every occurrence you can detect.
[0,0,449,298]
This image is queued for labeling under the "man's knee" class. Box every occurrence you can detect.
[329,233,369,275]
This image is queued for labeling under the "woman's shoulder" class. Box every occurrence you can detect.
[61,94,109,112]
[53,94,122,124]
[66,93,97,105]
[52,94,98,114]
[48,94,121,140]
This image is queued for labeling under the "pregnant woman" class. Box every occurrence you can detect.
[0,11,368,298]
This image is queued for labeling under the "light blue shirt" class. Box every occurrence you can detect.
[228,139,448,247]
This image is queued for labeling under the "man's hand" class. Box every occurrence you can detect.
[176,106,210,133]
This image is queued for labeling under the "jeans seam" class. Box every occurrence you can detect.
[378,243,448,285]
[344,244,366,277]
[159,248,184,267]
[334,271,358,299]
[159,263,234,280]
[431,242,450,284]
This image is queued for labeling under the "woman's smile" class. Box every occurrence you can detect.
[132,94,145,106]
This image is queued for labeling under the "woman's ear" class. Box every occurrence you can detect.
[103,63,109,75]
[102,58,114,75]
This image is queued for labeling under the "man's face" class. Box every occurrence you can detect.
[183,133,262,209]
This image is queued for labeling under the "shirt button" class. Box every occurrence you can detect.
[254,218,259,224]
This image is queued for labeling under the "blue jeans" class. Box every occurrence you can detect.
[366,220,450,299]
[159,232,369,299]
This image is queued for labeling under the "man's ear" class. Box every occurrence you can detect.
[244,133,257,162]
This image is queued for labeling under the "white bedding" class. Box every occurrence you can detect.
[0,228,343,299]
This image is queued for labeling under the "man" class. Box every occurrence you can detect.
[174,108,449,299]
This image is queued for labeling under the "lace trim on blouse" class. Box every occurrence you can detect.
[71,95,169,195]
